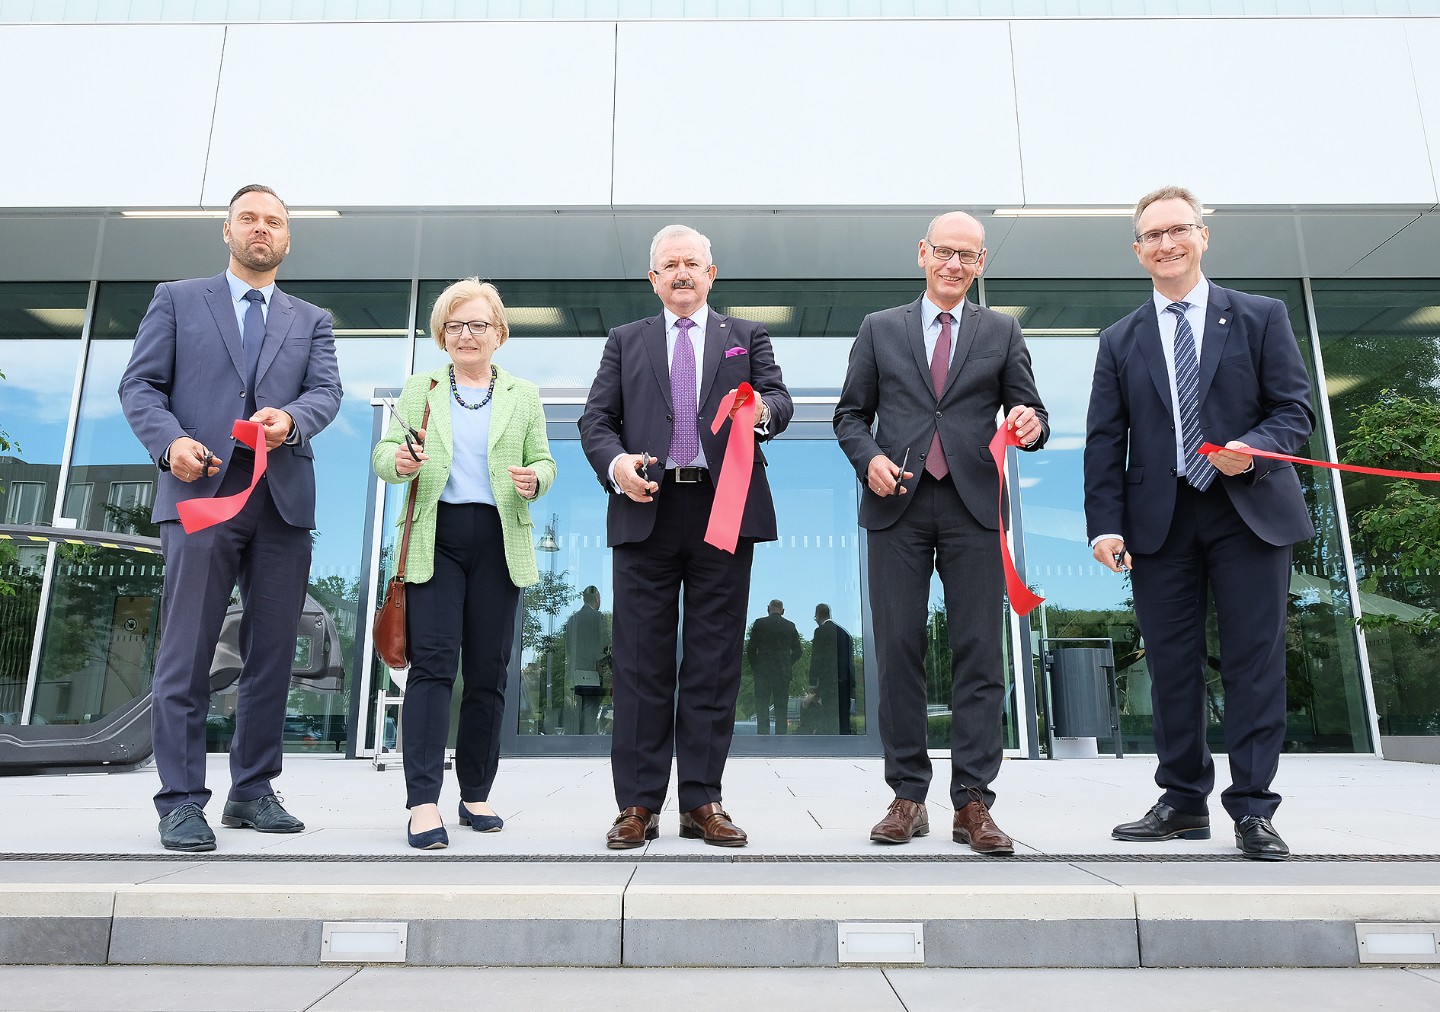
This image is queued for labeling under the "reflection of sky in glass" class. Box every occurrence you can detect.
[1,340,83,464]
[70,341,151,466]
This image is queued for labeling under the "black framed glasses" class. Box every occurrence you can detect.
[443,320,494,337]
[1136,223,1204,247]
[928,245,984,265]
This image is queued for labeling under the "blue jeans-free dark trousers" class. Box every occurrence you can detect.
[1130,480,1291,822]
[609,475,754,813]
[866,473,1005,810]
[402,502,519,809]
[153,461,311,816]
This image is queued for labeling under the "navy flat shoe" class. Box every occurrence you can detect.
[407,818,448,850]
[458,801,503,833]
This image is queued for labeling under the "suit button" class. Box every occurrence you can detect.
[1170,467,1178,477]
[239,391,246,398]
[935,411,942,418]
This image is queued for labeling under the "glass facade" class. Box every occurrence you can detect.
[3,272,1425,760]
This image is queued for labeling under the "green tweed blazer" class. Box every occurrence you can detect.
[372,364,556,588]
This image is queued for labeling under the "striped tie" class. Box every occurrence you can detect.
[1166,302,1217,492]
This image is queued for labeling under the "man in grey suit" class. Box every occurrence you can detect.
[835,211,1047,854]
[120,184,342,851]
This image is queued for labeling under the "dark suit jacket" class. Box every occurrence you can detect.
[578,308,793,547]
[809,619,854,703]
[747,613,803,682]
[119,273,342,529]
[1083,281,1315,553]
[834,296,1048,531]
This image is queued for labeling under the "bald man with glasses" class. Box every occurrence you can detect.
[835,211,1047,854]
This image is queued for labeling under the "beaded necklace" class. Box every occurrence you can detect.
[450,364,497,410]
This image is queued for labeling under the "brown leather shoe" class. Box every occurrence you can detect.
[678,802,747,847]
[606,806,659,850]
[869,798,929,844]
[953,800,1014,855]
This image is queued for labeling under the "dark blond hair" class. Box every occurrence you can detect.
[428,278,509,350]
[1133,186,1204,238]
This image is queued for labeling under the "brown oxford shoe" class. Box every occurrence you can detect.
[953,800,1015,855]
[678,802,748,847]
[606,806,659,850]
[869,798,929,844]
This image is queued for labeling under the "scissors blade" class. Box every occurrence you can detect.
[899,447,910,476]
[382,397,419,439]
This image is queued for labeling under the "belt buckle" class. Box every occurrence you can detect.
[674,466,702,484]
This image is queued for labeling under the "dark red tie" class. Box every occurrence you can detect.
[926,311,953,479]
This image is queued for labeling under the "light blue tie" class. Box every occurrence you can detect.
[1166,302,1217,492]
[242,289,265,418]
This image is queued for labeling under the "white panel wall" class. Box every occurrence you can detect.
[1009,18,1437,207]
[200,21,617,208]
[1405,19,1440,200]
[611,20,1024,208]
[0,25,225,207]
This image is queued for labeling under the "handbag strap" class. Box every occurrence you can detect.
[394,380,437,582]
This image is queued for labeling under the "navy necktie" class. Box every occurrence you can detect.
[242,289,265,418]
[670,317,699,467]
[1166,302,1217,491]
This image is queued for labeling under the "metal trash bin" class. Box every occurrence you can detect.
[1050,647,1112,738]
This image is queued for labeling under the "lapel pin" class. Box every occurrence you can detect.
[1218,317,1227,325]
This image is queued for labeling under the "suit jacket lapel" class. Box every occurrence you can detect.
[488,367,518,455]
[255,286,297,384]
[1198,282,1233,404]
[1137,304,1174,424]
[641,315,672,414]
[204,275,247,382]
[939,300,980,401]
[698,308,727,406]
[427,367,452,458]
[905,299,931,396]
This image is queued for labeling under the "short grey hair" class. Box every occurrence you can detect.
[924,211,986,247]
[648,224,713,272]
[1133,185,1204,238]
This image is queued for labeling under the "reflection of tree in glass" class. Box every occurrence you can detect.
[523,567,576,734]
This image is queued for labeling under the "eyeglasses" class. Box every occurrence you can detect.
[928,245,983,265]
[443,320,494,337]
[1136,223,1204,247]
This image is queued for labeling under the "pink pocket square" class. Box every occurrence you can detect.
[724,347,747,358]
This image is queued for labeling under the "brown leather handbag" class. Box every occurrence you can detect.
[372,385,434,670]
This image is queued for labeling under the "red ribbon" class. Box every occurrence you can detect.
[989,424,1045,616]
[704,383,757,554]
[1198,442,1440,482]
[176,419,268,534]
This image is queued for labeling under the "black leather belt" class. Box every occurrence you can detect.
[667,466,708,484]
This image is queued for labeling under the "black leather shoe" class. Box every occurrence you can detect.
[221,794,305,833]
[1112,802,1210,842]
[1236,815,1290,861]
[158,803,216,852]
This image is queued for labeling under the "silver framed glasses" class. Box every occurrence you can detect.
[928,245,984,265]
[1136,223,1204,247]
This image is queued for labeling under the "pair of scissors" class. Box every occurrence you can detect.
[897,447,910,491]
[382,398,424,462]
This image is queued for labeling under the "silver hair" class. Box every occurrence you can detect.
[648,224,713,272]
[1133,185,1204,237]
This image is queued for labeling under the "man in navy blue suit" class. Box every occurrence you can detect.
[1084,185,1315,860]
[120,184,342,851]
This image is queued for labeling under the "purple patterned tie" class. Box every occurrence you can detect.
[670,317,699,466]
[925,311,953,480]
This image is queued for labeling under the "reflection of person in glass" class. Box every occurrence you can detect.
[372,278,556,850]
[1086,187,1314,862]
[806,604,854,735]
[579,224,793,849]
[118,184,342,853]
[565,585,611,735]
[746,600,802,735]
[835,211,1047,854]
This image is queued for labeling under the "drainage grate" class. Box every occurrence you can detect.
[3,851,1438,863]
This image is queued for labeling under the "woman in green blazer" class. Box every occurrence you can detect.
[372,278,556,850]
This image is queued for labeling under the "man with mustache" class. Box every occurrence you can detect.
[1085,185,1315,860]
[835,211,1047,854]
[120,184,342,851]
[580,224,793,849]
